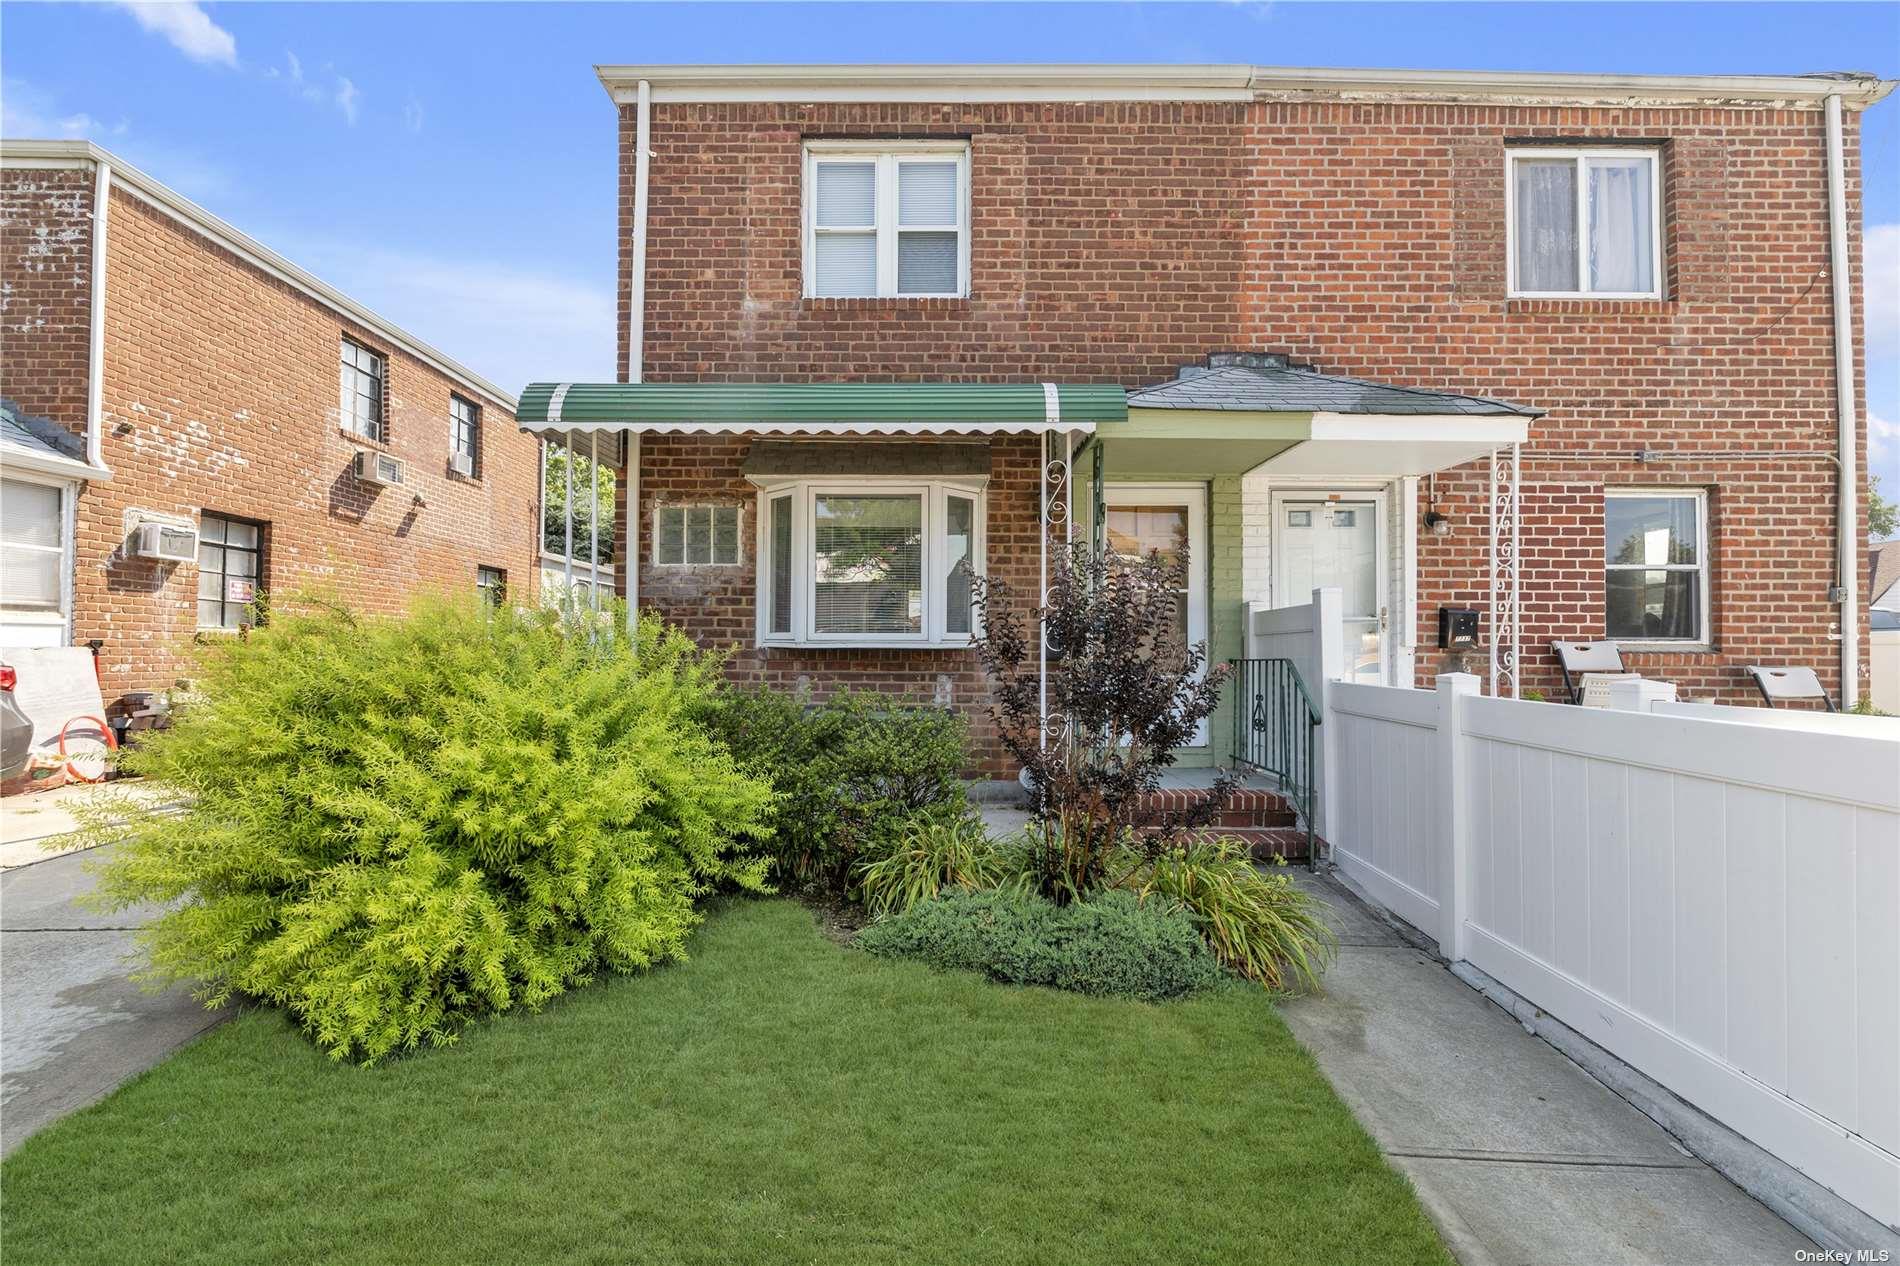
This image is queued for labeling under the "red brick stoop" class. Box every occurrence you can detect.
[1133,786,1313,861]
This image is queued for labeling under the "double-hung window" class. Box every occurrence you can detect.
[450,394,480,476]
[1509,148,1662,298]
[339,338,387,441]
[805,143,969,299]
[758,481,981,646]
[1605,491,1707,643]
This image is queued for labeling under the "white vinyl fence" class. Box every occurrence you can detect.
[1322,672,1900,1226]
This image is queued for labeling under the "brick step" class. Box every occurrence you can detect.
[1170,825,1314,861]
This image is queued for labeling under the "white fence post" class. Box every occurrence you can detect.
[1435,672,1479,961]
[1313,587,1345,842]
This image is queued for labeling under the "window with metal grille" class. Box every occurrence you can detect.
[197,512,264,630]
[339,338,386,441]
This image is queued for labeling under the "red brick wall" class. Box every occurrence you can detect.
[1,167,94,448]
[619,97,1873,709]
[626,433,1042,773]
[68,183,541,701]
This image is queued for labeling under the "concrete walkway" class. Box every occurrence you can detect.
[1,843,226,1156]
[1278,871,1816,1266]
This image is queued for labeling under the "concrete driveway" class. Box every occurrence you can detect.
[1,843,226,1156]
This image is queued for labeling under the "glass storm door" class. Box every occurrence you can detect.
[1104,486,1209,745]
[1276,498,1384,684]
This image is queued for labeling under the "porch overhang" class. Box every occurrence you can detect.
[516,381,1124,445]
[1107,408,1306,475]
[1252,413,1533,478]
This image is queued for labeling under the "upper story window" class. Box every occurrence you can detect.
[804,142,969,299]
[1508,149,1661,299]
[1605,490,1707,644]
[339,337,387,442]
[450,393,480,477]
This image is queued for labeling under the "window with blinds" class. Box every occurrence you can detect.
[1,478,65,609]
[805,144,968,299]
[758,481,981,647]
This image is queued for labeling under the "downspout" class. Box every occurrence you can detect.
[86,156,113,476]
[625,79,651,636]
[1824,94,1859,708]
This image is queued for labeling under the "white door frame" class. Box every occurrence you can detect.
[1104,482,1210,744]
[1269,487,1391,684]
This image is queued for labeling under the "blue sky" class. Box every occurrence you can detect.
[4,1,1896,496]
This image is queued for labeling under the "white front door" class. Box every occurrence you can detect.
[1274,495,1385,684]
[1104,485,1209,745]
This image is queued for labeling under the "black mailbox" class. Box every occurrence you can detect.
[1437,607,1479,650]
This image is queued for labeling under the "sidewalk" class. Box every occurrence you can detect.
[1278,871,1816,1266]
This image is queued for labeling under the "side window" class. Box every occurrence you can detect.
[1604,492,1707,642]
[339,338,387,441]
[655,506,741,566]
[476,566,507,608]
[198,512,265,630]
[450,394,481,478]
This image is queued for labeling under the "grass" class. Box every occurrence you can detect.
[1,900,1449,1266]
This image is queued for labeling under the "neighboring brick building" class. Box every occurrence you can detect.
[1,140,539,709]
[509,64,1888,772]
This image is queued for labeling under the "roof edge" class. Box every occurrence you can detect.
[595,63,1896,109]
[0,139,517,412]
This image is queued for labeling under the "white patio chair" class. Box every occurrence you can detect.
[1550,640,1625,705]
[1745,665,1835,712]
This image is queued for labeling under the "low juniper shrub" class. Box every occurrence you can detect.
[855,888,1224,1002]
[67,596,773,1063]
[709,686,968,891]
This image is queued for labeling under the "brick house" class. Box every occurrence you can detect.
[515,64,1890,776]
[1,140,540,711]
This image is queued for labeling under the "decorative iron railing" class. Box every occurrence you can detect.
[1228,657,1322,868]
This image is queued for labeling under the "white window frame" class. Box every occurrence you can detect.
[802,141,971,300]
[653,505,743,567]
[1506,147,1664,300]
[1604,488,1710,647]
[0,471,76,642]
[754,477,985,649]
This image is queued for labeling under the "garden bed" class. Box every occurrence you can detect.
[2,900,1450,1266]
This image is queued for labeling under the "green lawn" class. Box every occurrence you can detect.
[2,900,1449,1266]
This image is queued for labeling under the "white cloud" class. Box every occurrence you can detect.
[402,96,424,135]
[1,78,127,139]
[1871,410,1896,466]
[113,2,237,68]
[264,51,359,125]
[1867,224,1898,363]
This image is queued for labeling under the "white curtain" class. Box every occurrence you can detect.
[1588,158,1654,293]
[1514,159,1577,292]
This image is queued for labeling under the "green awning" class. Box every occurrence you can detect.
[517,381,1125,437]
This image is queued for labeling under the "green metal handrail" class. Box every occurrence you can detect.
[1228,658,1322,869]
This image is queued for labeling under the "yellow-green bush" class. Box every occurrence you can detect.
[69,597,772,1062]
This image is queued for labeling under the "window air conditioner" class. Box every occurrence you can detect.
[132,522,199,563]
[450,451,475,479]
[354,450,406,487]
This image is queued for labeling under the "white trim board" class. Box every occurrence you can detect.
[596,64,1894,109]
[0,140,517,414]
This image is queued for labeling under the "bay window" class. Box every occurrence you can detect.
[1509,148,1661,298]
[757,480,982,646]
[804,142,969,299]
[1605,490,1707,643]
